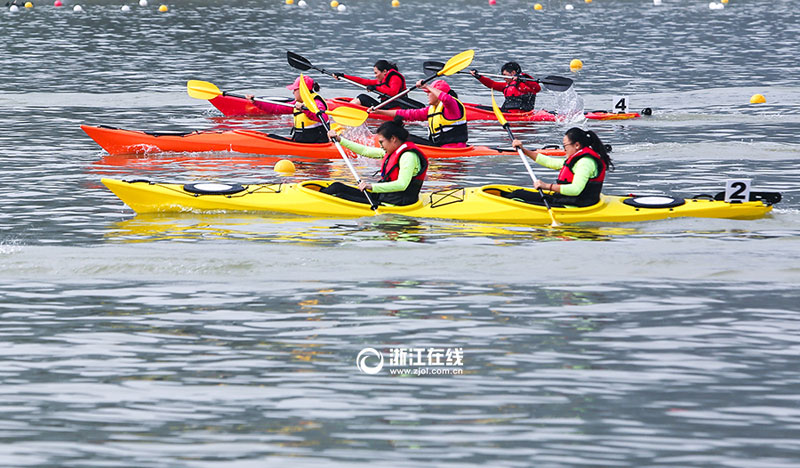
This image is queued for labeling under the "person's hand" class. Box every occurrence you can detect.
[333,72,343,80]
[533,180,545,190]
[470,69,481,78]
[367,106,376,113]
[366,84,377,92]
[512,139,524,149]
[245,94,255,102]
[358,181,371,191]
[327,129,340,141]
[415,79,425,89]
[294,101,305,110]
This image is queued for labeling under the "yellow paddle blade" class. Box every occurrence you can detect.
[297,74,320,115]
[438,49,475,76]
[490,90,508,127]
[326,106,368,127]
[186,80,223,100]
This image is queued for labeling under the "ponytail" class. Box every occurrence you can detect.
[376,115,409,142]
[564,127,613,172]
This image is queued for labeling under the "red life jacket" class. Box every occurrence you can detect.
[377,69,407,101]
[378,141,429,206]
[503,73,539,97]
[555,147,607,206]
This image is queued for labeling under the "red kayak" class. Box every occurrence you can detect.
[208,94,643,122]
[81,124,567,159]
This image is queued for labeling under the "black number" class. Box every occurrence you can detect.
[729,182,747,200]
[614,98,627,112]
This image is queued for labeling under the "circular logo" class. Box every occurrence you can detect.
[356,348,384,374]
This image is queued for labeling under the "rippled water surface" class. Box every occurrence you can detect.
[2,0,799,466]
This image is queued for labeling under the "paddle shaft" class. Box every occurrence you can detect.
[224,91,294,108]
[372,74,437,111]
[503,125,557,214]
[312,110,377,209]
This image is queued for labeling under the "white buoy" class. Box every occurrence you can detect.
[653,0,662,5]
[298,0,307,6]
[139,0,148,6]
[121,5,130,11]
[565,4,574,10]
[337,3,346,11]
[73,4,83,12]
[9,5,19,11]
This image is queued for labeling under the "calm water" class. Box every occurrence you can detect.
[2,0,800,466]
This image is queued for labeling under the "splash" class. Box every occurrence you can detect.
[552,87,586,124]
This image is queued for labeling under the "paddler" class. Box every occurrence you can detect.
[246,75,329,143]
[471,61,541,112]
[333,59,421,109]
[507,127,613,207]
[321,116,428,207]
[368,79,468,148]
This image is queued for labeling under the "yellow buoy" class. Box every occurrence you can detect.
[158,4,168,12]
[534,3,542,10]
[391,0,399,6]
[570,59,583,71]
[274,159,296,174]
[286,0,294,4]
[721,0,728,3]
[750,94,766,104]
[585,0,592,3]
[25,2,33,8]
[330,0,339,7]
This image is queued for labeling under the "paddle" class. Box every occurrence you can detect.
[297,74,378,211]
[186,80,368,127]
[371,49,475,111]
[423,61,573,92]
[287,51,425,109]
[491,90,559,227]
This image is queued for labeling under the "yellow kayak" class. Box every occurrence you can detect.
[101,179,778,225]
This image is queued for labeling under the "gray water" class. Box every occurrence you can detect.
[2,0,800,466]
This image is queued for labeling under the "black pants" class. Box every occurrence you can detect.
[321,182,378,206]
[291,126,328,144]
[502,189,569,208]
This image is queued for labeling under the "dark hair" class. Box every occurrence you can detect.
[501,61,522,75]
[374,60,399,72]
[312,82,320,92]
[376,116,409,142]
[447,89,459,99]
[564,127,613,171]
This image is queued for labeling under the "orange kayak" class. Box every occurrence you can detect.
[81,124,566,159]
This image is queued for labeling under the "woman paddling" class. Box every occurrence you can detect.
[505,127,612,207]
[246,75,329,143]
[368,79,468,148]
[471,61,541,112]
[333,60,419,109]
[321,116,428,207]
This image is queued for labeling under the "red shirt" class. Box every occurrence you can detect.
[477,74,541,97]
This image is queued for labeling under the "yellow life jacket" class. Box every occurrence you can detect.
[426,99,468,145]
[293,93,324,131]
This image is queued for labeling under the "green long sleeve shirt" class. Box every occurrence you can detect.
[339,138,422,194]
[534,153,600,197]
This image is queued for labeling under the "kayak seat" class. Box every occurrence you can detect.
[303,183,325,192]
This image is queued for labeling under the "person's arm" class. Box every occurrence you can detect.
[393,107,428,121]
[370,152,420,193]
[477,75,505,91]
[302,96,328,123]
[341,74,377,86]
[437,92,464,120]
[520,80,541,95]
[547,157,598,196]
[338,137,385,159]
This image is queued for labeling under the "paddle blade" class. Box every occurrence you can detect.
[326,106,368,128]
[186,80,222,100]
[297,74,320,115]
[423,60,445,76]
[438,49,475,76]
[490,90,508,127]
[287,51,312,71]
[540,75,573,92]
